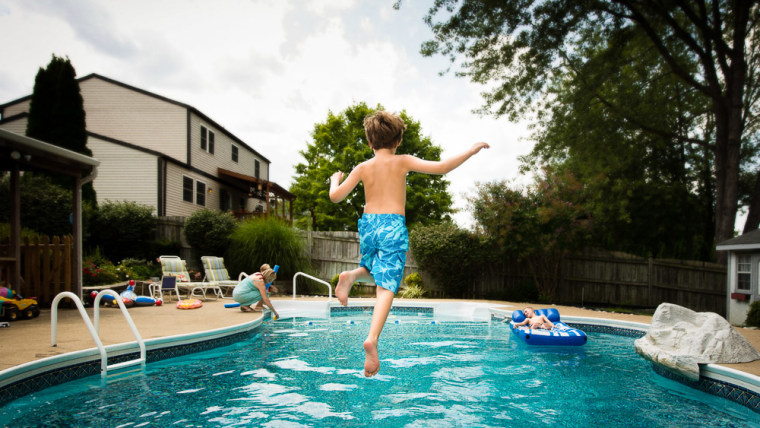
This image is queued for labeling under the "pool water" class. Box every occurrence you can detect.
[1,316,758,427]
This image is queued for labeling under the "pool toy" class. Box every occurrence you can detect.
[266,265,279,291]
[0,289,40,321]
[509,308,587,346]
[225,303,241,308]
[134,295,157,306]
[177,298,203,309]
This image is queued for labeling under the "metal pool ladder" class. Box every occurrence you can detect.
[51,290,146,377]
[292,272,333,301]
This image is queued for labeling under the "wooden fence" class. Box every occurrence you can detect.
[0,236,74,305]
[302,231,727,315]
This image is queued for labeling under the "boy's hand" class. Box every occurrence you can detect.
[470,142,490,155]
[330,171,344,184]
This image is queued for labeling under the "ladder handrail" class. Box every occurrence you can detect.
[93,290,146,371]
[51,292,108,373]
[292,272,333,301]
[51,290,146,377]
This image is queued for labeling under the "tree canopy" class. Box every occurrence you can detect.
[414,0,759,257]
[26,54,96,203]
[290,102,454,231]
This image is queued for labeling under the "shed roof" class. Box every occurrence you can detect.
[716,228,760,251]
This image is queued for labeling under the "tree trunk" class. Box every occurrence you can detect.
[743,169,760,232]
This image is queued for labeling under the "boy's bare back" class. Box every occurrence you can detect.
[330,144,489,214]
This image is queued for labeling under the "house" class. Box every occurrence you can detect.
[716,229,760,325]
[0,74,293,221]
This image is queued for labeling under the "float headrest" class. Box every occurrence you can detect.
[511,308,561,323]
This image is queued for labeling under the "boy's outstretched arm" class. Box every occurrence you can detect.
[329,166,362,202]
[404,142,490,175]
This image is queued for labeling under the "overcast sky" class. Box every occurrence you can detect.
[0,0,533,227]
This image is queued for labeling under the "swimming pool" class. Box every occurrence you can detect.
[1,313,758,427]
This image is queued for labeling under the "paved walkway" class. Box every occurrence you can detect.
[1,298,759,377]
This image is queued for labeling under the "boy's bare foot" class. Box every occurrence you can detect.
[363,338,379,377]
[335,271,355,306]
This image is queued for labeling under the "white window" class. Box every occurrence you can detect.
[196,181,206,206]
[200,125,215,154]
[231,144,239,163]
[737,255,751,291]
[182,176,193,203]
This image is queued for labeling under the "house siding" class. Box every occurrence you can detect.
[188,112,269,180]
[1,99,30,117]
[89,136,158,212]
[165,162,225,217]
[80,78,187,163]
[0,116,28,134]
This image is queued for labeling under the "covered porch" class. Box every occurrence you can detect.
[217,168,295,224]
[0,128,99,300]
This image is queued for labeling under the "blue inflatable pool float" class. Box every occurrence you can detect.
[509,308,587,346]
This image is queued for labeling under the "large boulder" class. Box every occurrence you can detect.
[634,303,760,381]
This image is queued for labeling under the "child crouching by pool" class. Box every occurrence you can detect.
[233,263,279,319]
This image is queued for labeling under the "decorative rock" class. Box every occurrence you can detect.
[634,303,760,380]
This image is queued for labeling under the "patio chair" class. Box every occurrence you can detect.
[201,256,247,296]
[159,255,223,300]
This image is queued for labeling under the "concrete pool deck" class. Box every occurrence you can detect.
[1,297,759,378]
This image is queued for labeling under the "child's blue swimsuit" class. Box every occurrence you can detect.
[358,213,408,294]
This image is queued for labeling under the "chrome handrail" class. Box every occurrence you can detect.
[292,272,333,302]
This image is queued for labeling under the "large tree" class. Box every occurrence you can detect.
[290,102,453,231]
[26,54,96,203]
[526,21,717,260]
[414,0,759,255]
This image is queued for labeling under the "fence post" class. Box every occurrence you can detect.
[64,235,72,292]
[648,257,653,307]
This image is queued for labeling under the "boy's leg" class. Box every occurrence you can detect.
[335,267,372,306]
[363,286,394,377]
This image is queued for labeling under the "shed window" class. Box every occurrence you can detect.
[737,255,751,291]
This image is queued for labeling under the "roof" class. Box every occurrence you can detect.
[0,73,271,164]
[716,228,760,251]
[0,128,99,176]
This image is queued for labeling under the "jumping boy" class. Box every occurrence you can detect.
[329,110,489,377]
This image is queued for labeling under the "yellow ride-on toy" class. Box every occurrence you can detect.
[0,288,40,321]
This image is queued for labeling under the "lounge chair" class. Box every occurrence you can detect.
[159,255,223,300]
[201,256,247,296]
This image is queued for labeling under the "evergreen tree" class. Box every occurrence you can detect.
[26,54,96,203]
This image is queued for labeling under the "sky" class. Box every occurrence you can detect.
[0,0,533,227]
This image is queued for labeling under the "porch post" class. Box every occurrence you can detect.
[73,176,83,299]
[9,164,21,295]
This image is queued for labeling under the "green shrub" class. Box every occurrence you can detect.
[82,248,120,286]
[91,201,156,262]
[184,209,237,256]
[225,217,310,279]
[409,222,486,298]
[117,258,162,280]
[400,273,425,298]
[746,300,760,327]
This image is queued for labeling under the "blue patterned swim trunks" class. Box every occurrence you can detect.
[358,213,408,294]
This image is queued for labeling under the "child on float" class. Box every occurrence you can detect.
[329,110,489,377]
[232,263,279,319]
[513,307,555,330]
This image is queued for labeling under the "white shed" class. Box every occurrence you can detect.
[716,229,760,325]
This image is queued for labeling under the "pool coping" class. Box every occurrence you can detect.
[2,303,760,415]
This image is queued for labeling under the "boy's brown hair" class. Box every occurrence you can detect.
[363,111,407,149]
